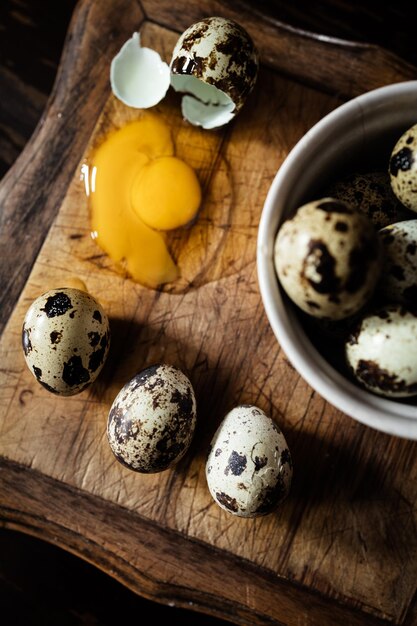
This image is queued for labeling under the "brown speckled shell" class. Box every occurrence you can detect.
[389,124,417,212]
[170,16,258,113]
[107,364,197,473]
[275,198,382,320]
[22,288,110,396]
[324,171,413,230]
[206,405,292,518]
[346,305,417,398]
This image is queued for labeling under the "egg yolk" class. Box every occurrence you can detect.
[131,156,201,230]
[84,114,201,288]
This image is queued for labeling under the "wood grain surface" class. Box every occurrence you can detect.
[1,1,417,625]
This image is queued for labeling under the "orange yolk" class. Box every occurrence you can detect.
[85,113,201,288]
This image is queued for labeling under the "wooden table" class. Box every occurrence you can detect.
[1,2,417,625]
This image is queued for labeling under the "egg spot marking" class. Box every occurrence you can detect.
[406,242,417,255]
[62,355,90,387]
[41,292,73,318]
[355,358,417,394]
[254,455,267,471]
[303,240,340,295]
[281,448,292,468]
[109,406,141,445]
[22,327,32,355]
[93,310,102,323]
[177,21,210,53]
[255,479,287,515]
[50,330,62,344]
[215,448,222,457]
[39,380,58,394]
[88,331,100,347]
[334,221,348,232]
[225,450,247,476]
[390,147,414,176]
[316,200,352,214]
[306,300,321,309]
[155,436,184,458]
[88,334,109,373]
[170,387,194,421]
[215,491,238,512]
[33,365,42,380]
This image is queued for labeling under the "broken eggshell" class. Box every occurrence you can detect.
[110,32,170,109]
[170,16,259,129]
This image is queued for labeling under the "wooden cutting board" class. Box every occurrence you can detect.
[1,1,417,625]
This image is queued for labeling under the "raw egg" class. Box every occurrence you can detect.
[83,113,201,288]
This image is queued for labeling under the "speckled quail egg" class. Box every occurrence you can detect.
[274,198,382,320]
[378,220,417,306]
[389,123,417,212]
[22,288,110,395]
[346,305,417,398]
[170,17,258,129]
[206,405,292,518]
[107,364,197,473]
[324,171,413,229]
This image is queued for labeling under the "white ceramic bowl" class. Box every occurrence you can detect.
[257,81,417,439]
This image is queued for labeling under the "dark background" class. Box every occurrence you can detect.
[0,1,415,624]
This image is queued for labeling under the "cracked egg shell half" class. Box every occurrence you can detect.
[346,305,417,398]
[274,198,382,320]
[22,288,110,396]
[170,16,259,129]
[206,405,292,518]
[107,364,197,473]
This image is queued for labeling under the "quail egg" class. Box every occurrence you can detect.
[22,288,110,395]
[170,17,258,129]
[107,364,197,473]
[346,305,417,398]
[389,123,417,212]
[206,405,292,518]
[274,198,382,320]
[378,220,417,306]
[324,171,412,229]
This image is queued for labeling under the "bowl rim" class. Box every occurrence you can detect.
[257,80,417,440]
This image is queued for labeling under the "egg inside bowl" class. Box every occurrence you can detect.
[257,81,417,439]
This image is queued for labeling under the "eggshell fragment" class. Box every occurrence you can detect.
[110,33,170,108]
[274,198,382,320]
[170,17,258,129]
[107,364,197,473]
[22,288,110,396]
[346,305,417,397]
[206,406,292,517]
[389,123,417,212]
